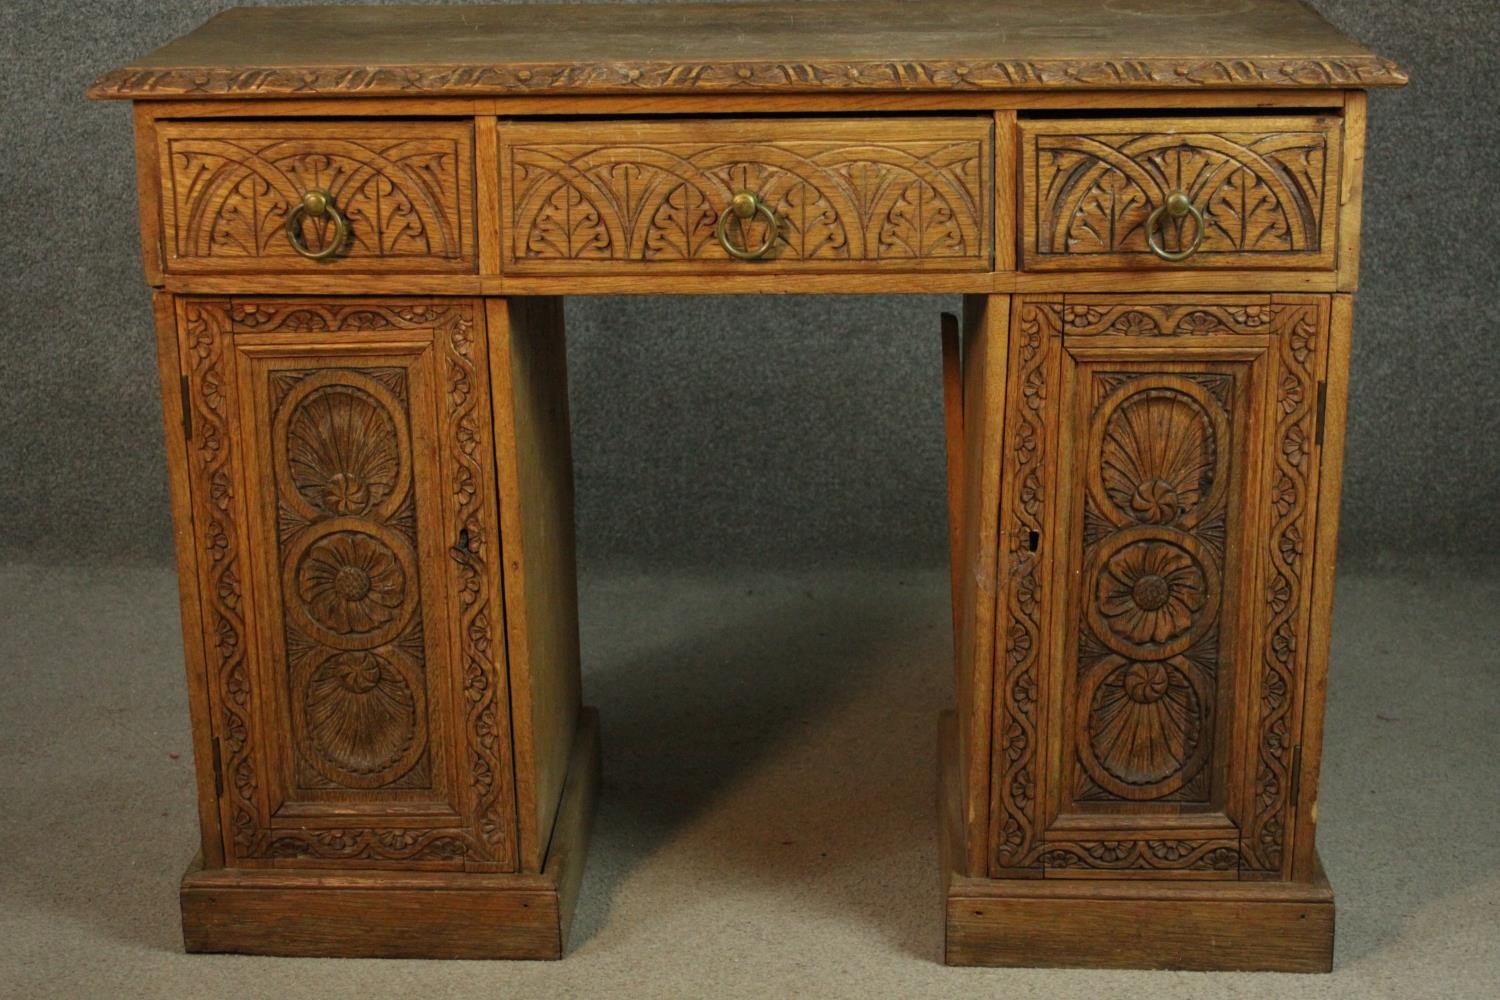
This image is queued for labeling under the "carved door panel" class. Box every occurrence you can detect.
[176,298,516,871]
[989,295,1328,880]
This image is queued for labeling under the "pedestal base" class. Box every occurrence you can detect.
[939,712,1335,972]
[180,708,600,960]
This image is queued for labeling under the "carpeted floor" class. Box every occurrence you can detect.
[1,563,1496,999]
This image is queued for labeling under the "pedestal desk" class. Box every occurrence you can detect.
[90,0,1405,971]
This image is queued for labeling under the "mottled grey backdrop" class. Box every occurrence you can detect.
[1,0,1496,571]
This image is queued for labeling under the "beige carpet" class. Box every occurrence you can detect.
[2,563,1496,999]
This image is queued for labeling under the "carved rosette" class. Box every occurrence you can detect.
[505,134,986,268]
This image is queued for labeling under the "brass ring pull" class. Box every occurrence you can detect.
[285,188,349,262]
[715,191,780,261]
[1146,191,1205,263]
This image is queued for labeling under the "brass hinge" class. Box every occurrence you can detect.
[1290,745,1302,800]
[180,375,193,441]
[211,737,223,797]
[1313,381,1328,448]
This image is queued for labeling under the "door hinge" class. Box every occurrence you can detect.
[180,375,193,441]
[211,737,223,797]
[1313,381,1328,448]
[1290,745,1302,800]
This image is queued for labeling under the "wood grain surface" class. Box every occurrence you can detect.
[88,0,1405,100]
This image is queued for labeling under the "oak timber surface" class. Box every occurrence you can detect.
[89,0,1406,99]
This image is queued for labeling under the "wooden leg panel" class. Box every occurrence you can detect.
[181,709,601,960]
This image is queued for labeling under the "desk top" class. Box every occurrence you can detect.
[89,0,1404,100]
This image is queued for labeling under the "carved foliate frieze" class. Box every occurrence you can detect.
[503,124,989,269]
[439,305,514,857]
[160,124,474,270]
[1040,838,1241,874]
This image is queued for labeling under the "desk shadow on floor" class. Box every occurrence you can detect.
[565,569,953,962]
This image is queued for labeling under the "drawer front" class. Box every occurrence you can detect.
[158,121,476,274]
[1020,116,1341,271]
[498,118,992,273]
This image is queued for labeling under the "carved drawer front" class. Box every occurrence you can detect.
[1020,116,1342,271]
[989,295,1330,880]
[157,122,476,274]
[498,117,992,273]
[176,298,515,871]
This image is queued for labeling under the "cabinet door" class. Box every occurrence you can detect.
[177,298,516,871]
[989,295,1329,880]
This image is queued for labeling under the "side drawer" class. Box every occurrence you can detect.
[1020,115,1342,272]
[157,121,476,274]
[498,117,992,274]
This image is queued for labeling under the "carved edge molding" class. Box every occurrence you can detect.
[89,56,1408,99]
[190,299,513,867]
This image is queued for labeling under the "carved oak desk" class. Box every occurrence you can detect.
[90,0,1404,970]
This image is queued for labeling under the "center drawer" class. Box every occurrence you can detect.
[497,117,993,274]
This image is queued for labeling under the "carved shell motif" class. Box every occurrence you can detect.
[1096,386,1226,527]
[1078,656,1213,798]
[297,650,426,789]
[284,384,408,518]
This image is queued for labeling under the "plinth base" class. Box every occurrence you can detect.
[939,711,1334,972]
[180,708,600,960]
